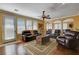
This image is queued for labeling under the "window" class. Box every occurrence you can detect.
[33,20,38,30]
[4,15,15,40]
[26,19,32,30]
[54,23,61,29]
[63,23,68,29]
[49,23,52,29]
[54,24,58,29]
[46,23,52,30]
[17,18,25,34]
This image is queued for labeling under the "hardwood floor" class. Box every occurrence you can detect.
[0,41,79,55]
[50,45,79,55]
[0,42,28,55]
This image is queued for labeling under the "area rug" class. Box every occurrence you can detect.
[24,39,57,55]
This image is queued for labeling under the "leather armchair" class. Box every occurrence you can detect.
[51,29,61,38]
[46,29,52,34]
[22,30,36,42]
[56,30,79,49]
[46,29,52,38]
[33,30,41,36]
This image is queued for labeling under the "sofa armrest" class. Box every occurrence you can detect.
[57,35,65,38]
[65,39,79,48]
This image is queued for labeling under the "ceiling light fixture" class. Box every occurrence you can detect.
[39,11,51,20]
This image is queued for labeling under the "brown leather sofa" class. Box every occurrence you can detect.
[22,30,36,42]
[56,30,79,49]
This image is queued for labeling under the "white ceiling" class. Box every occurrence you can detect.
[0,3,79,19]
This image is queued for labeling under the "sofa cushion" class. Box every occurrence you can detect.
[65,31,75,36]
[22,31,31,35]
[57,38,65,42]
[25,33,32,36]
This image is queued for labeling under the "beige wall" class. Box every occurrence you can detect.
[73,16,79,31]
[0,13,3,44]
[57,16,79,31]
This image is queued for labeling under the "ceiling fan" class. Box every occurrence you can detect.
[39,11,51,20]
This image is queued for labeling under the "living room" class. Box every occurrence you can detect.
[0,3,79,55]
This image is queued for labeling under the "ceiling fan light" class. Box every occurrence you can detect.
[46,15,51,19]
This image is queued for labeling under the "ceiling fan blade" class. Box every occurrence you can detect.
[46,15,51,19]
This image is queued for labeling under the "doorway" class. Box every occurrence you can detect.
[3,15,16,43]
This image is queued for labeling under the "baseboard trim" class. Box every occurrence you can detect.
[0,41,21,47]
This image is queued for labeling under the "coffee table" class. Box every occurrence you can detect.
[36,35,50,45]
